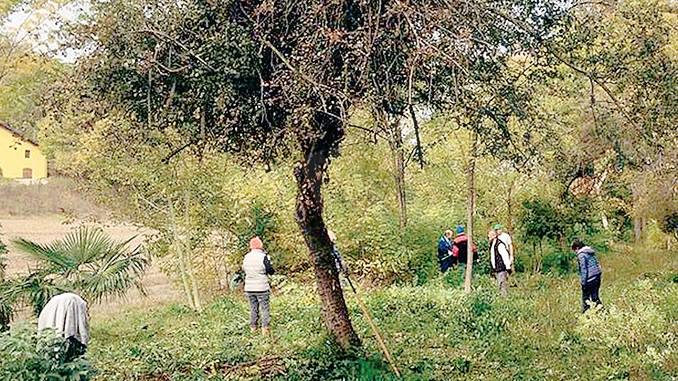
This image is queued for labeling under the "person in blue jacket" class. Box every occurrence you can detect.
[437,230,455,272]
[572,238,603,312]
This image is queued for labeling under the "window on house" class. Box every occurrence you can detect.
[22,168,32,179]
[25,150,31,158]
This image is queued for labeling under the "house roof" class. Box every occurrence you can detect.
[0,120,40,147]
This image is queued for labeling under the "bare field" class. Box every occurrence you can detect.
[0,215,181,316]
[0,177,104,217]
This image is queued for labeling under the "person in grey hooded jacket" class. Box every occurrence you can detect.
[572,239,603,312]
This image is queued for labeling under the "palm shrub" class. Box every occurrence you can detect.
[3,227,148,317]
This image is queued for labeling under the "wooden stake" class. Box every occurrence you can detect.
[344,275,401,378]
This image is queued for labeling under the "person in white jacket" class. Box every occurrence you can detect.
[242,236,274,335]
[488,230,512,296]
[38,292,89,360]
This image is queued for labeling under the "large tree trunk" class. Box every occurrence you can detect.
[463,132,478,294]
[294,112,360,349]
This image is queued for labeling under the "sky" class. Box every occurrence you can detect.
[2,0,90,63]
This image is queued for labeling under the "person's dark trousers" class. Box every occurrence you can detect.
[246,291,271,328]
[65,336,87,361]
[581,275,602,313]
[439,257,453,273]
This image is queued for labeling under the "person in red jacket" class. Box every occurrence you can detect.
[452,225,477,285]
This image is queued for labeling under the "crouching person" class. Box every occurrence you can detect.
[572,238,603,313]
[38,292,89,361]
[243,236,275,335]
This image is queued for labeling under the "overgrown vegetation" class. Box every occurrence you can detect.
[0,0,675,378]
[87,247,676,381]
[0,325,95,381]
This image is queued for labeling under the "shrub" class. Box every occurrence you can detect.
[541,249,576,276]
[519,198,566,244]
[0,324,95,381]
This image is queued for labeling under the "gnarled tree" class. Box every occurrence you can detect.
[52,0,576,345]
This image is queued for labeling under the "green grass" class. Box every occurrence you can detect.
[88,247,677,380]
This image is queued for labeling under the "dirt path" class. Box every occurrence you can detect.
[0,215,181,316]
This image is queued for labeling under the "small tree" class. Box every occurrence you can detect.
[518,198,566,273]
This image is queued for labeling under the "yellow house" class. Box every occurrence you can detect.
[0,121,48,180]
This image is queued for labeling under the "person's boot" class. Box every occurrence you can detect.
[262,326,270,336]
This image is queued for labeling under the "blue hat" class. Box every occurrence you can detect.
[456,225,465,234]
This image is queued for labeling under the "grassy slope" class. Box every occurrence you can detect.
[89,247,677,381]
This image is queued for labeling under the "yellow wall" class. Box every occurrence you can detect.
[0,126,48,179]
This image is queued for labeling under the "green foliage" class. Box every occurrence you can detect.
[540,249,575,276]
[0,26,62,138]
[0,0,23,16]
[0,324,95,381]
[519,198,565,244]
[85,248,676,380]
[4,227,148,315]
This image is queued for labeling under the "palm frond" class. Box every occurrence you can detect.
[60,227,116,265]
[11,238,76,274]
[8,227,150,314]
[77,245,149,303]
[3,274,65,316]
